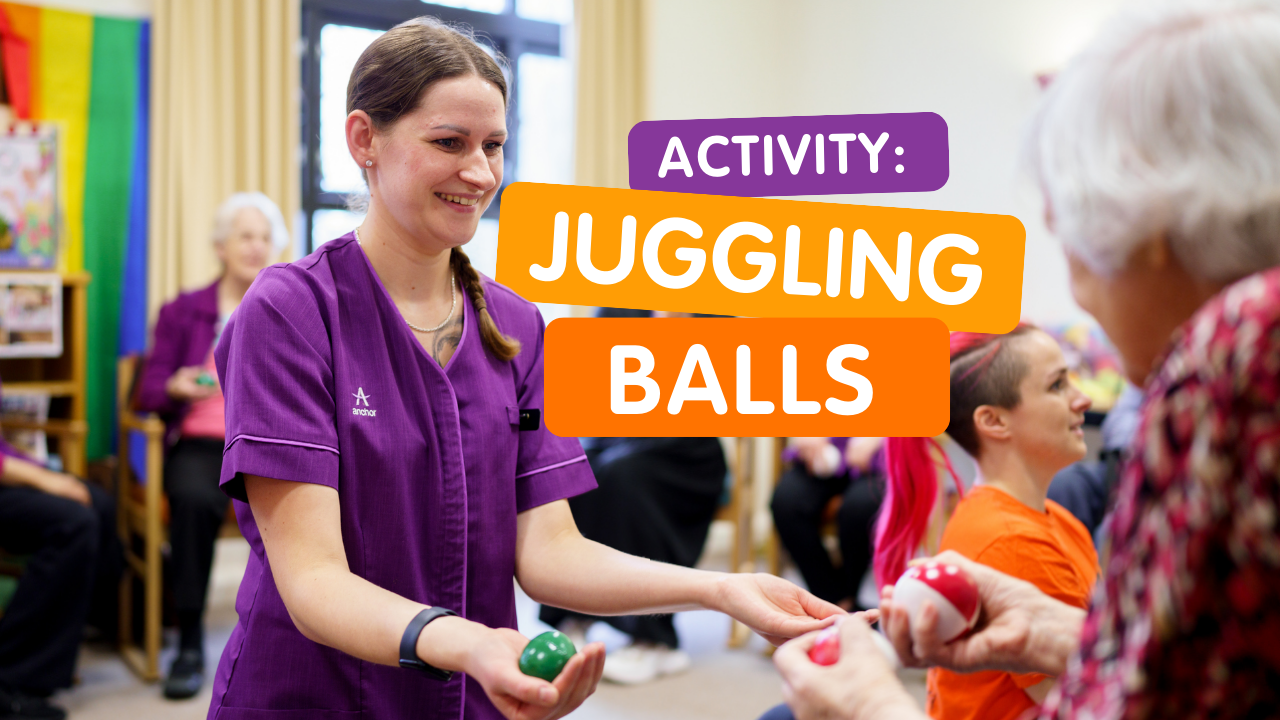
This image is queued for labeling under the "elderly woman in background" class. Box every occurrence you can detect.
[134,192,288,700]
[772,2,1280,718]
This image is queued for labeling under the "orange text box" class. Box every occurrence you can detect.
[497,183,1025,332]
[544,317,949,437]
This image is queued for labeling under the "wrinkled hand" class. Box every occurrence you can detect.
[880,551,1084,677]
[713,573,844,645]
[774,613,921,720]
[466,626,605,720]
[166,366,217,402]
[37,472,91,506]
[789,437,833,476]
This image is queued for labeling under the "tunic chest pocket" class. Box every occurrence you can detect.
[507,405,541,431]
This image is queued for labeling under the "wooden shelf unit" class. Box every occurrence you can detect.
[0,272,90,477]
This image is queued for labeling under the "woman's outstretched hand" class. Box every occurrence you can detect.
[880,551,1086,677]
[711,573,845,645]
[466,627,605,720]
[773,613,923,720]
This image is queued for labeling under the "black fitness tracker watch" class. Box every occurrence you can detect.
[399,606,459,680]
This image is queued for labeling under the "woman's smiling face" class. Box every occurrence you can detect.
[367,74,507,251]
[1002,330,1092,474]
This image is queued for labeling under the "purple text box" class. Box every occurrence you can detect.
[628,112,948,197]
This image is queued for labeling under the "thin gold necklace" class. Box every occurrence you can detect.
[355,227,456,333]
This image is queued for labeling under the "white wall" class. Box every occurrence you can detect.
[645,0,1127,325]
[10,0,149,16]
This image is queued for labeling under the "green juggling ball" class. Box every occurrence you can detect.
[518,631,576,681]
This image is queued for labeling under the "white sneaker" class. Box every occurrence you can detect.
[654,646,691,676]
[601,644,691,685]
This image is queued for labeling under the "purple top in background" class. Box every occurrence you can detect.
[208,235,597,720]
[781,437,887,479]
[135,280,220,444]
[628,112,949,197]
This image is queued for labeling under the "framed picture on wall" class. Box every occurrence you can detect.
[0,126,58,270]
[0,273,61,357]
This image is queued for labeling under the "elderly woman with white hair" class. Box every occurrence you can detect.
[134,192,289,700]
[770,2,1280,719]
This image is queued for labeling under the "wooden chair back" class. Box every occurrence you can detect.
[116,353,167,681]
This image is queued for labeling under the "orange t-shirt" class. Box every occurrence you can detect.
[926,485,1098,720]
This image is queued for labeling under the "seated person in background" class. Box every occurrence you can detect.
[1046,384,1143,543]
[539,307,726,685]
[133,192,289,700]
[875,326,1098,720]
[0,379,121,720]
[771,436,886,610]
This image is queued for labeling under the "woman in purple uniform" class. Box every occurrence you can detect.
[207,18,841,720]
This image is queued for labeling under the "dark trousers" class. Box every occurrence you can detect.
[0,482,120,695]
[165,438,228,620]
[770,466,884,607]
[540,438,725,648]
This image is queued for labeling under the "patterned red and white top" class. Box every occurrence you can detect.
[1043,266,1280,719]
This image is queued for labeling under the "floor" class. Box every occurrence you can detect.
[55,531,927,719]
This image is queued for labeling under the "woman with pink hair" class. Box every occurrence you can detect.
[874,327,1098,720]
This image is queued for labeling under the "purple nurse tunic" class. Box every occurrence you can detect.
[207,234,597,719]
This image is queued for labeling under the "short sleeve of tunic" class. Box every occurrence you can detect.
[490,285,596,512]
[215,266,339,501]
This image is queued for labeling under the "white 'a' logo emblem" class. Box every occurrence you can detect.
[352,387,376,417]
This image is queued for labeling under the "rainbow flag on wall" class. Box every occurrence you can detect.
[0,2,150,461]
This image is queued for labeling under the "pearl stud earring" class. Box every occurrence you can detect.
[365,160,373,167]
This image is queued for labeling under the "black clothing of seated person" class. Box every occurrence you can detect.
[0,396,121,720]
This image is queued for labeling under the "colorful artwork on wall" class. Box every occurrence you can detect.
[0,126,56,269]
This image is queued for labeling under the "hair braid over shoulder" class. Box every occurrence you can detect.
[451,248,520,361]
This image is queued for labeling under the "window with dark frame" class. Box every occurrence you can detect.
[300,0,570,254]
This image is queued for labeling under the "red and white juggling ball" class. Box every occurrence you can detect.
[808,624,842,665]
[807,617,901,669]
[892,561,980,643]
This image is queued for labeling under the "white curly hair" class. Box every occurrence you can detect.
[1025,0,1280,281]
[211,192,291,256]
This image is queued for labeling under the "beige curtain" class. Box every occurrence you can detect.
[573,0,646,190]
[148,0,300,318]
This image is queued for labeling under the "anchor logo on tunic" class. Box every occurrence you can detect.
[352,387,376,417]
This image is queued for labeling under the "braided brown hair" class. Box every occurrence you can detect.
[347,16,520,360]
[452,248,519,361]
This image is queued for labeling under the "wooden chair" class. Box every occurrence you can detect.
[712,437,792,648]
[116,354,167,681]
[0,418,89,478]
[715,437,756,647]
[115,354,243,681]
